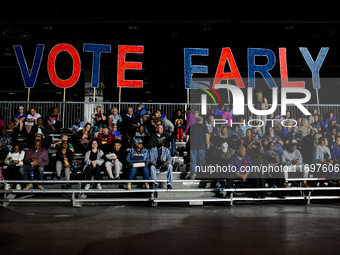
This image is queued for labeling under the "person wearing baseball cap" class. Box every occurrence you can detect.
[125,138,150,190]
[97,125,115,154]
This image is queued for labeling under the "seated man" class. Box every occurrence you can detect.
[227,146,253,196]
[19,140,49,190]
[25,108,41,134]
[125,138,150,190]
[97,125,115,154]
[215,142,234,188]
[149,124,170,149]
[47,107,61,133]
[249,144,285,198]
[149,137,173,189]
[282,140,309,187]
[29,117,52,149]
[105,140,126,180]
[285,125,302,146]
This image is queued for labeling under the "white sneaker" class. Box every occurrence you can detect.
[16,184,22,190]
[96,183,102,190]
[84,184,91,190]
[5,184,10,190]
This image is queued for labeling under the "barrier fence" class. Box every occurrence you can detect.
[1,101,340,129]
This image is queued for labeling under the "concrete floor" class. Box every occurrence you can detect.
[1,201,340,255]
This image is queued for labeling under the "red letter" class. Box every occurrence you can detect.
[213,48,244,88]
[280,48,304,88]
[48,44,81,88]
[117,45,144,88]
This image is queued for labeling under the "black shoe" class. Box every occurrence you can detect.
[66,184,71,189]
[276,193,286,199]
[167,184,172,189]
[152,183,158,189]
[115,176,120,180]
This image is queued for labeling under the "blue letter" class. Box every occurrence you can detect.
[184,48,209,89]
[83,44,111,88]
[248,48,277,88]
[13,44,44,88]
[299,47,328,89]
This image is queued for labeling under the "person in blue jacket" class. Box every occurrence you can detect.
[126,138,150,190]
[149,137,173,189]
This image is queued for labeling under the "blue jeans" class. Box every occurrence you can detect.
[190,149,206,177]
[150,164,173,184]
[19,165,45,181]
[128,166,150,180]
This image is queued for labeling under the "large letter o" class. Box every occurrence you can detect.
[48,43,81,88]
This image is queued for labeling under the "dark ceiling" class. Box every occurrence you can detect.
[0,2,340,104]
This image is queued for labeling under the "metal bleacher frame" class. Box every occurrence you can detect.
[1,179,340,207]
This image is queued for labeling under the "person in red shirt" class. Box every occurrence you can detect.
[97,125,115,154]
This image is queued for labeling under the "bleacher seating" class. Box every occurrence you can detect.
[1,132,340,207]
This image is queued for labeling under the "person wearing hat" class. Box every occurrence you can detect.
[149,137,173,189]
[125,138,150,190]
[97,125,115,154]
[14,106,27,133]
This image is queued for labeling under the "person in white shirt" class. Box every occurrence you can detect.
[25,108,41,133]
[4,144,25,190]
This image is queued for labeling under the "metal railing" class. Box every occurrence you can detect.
[1,101,340,128]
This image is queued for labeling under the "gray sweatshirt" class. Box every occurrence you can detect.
[282,149,303,165]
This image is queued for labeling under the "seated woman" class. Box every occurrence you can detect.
[3,144,25,190]
[83,140,104,190]
[53,133,74,152]
[212,125,235,150]
[263,127,284,161]
[298,117,311,138]
[242,128,261,152]
[108,107,122,127]
[264,141,280,167]
[125,138,150,190]
[310,114,327,135]
[134,124,149,147]
[55,140,73,188]
[282,119,293,137]
[76,123,92,153]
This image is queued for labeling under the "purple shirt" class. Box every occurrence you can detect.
[23,147,49,166]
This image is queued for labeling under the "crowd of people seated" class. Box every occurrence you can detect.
[188,104,340,198]
[1,102,340,197]
[0,104,181,191]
